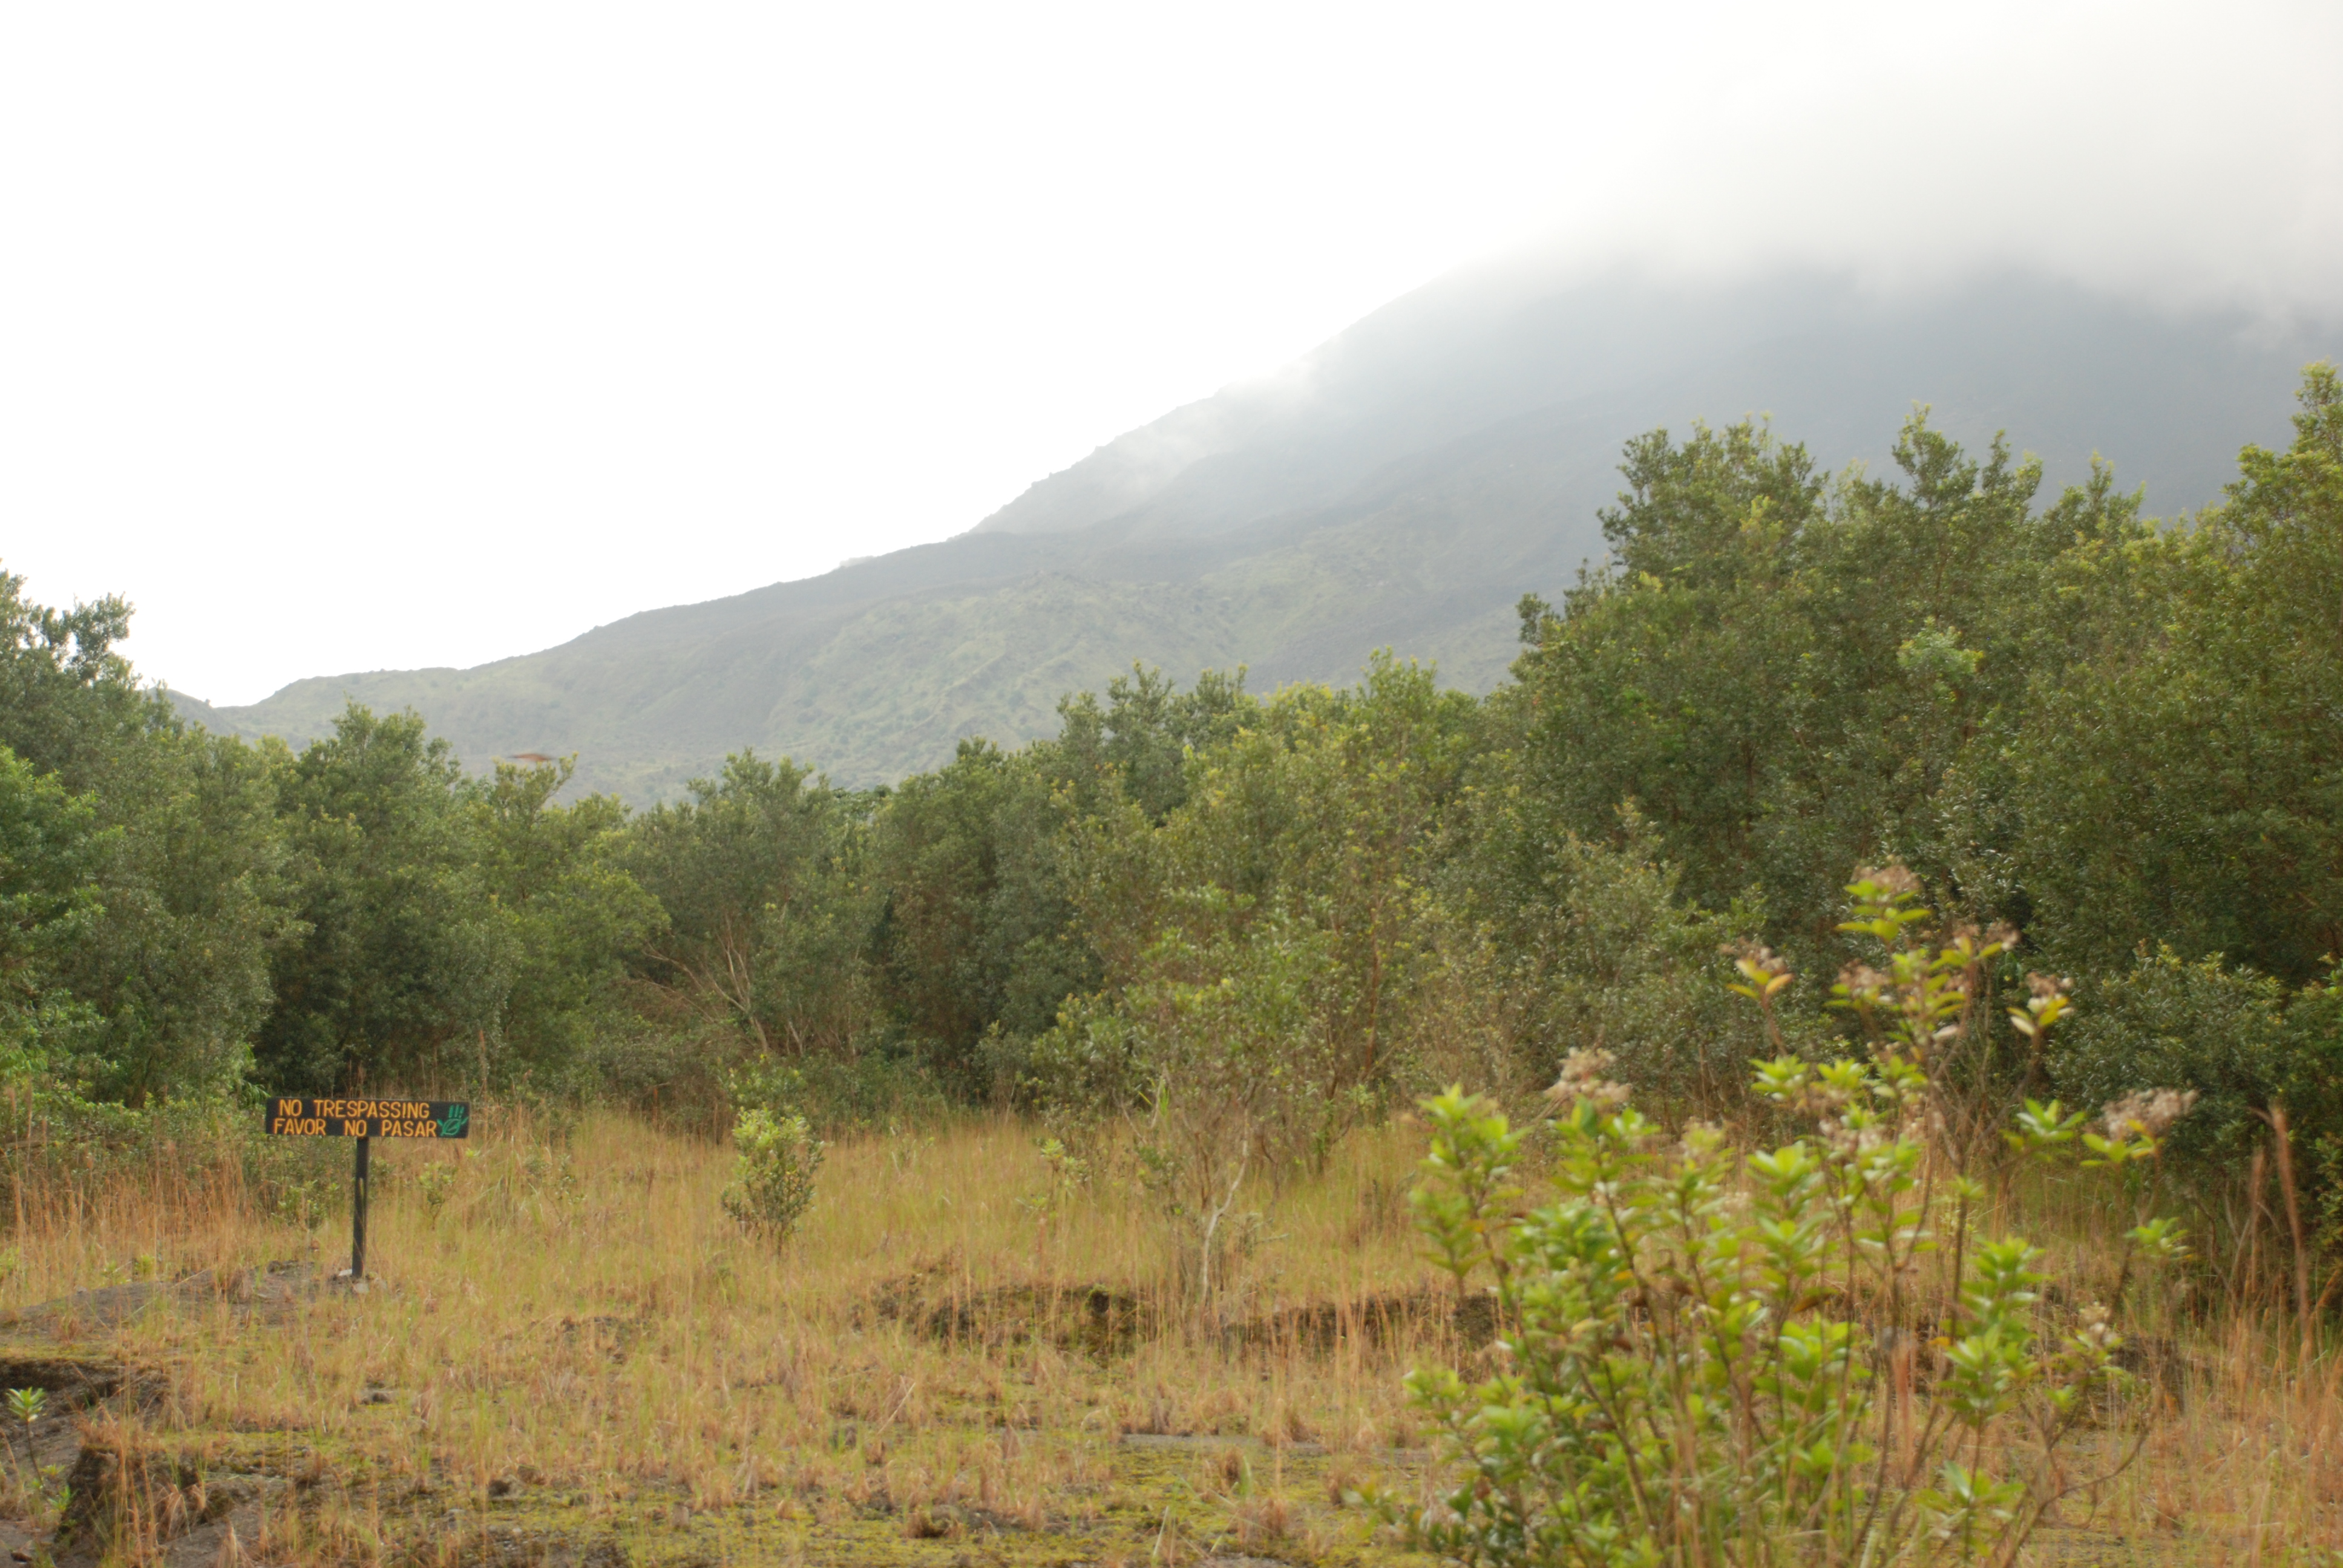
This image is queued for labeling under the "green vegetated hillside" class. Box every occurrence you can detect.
[180,267,2337,799]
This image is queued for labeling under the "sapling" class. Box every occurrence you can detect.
[416,1157,456,1226]
[722,1108,824,1242]
[4,1387,42,1515]
[720,1057,825,1242]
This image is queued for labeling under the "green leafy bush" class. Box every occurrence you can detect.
[1444,798,1771,1118]
[1035,902,1340,1296]
[715,1056,822,1241]
[721,1106,824,1241]
[719,1052,827,1239]
[1389,869,2192,1568]
[2046,947,2343,1296]
[2053,948,2342,1176]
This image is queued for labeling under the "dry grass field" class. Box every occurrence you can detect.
[0,1107,2338,1566]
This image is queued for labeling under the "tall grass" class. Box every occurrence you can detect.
[1,1109,1455,1561]
[1,1105,2338,1561]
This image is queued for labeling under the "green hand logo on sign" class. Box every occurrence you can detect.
[439,1104,470,1138]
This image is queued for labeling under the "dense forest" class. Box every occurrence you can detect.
[7,369,2340,1261]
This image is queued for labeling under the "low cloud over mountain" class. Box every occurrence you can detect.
[183,264,2339,799]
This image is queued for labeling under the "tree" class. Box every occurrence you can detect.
[2009,366,2343,982]
[1051,663,1253,821]
[0,746,105,1079]
[0,571,286,1100]
[623,751,873,1075]
[1499,413,2060,965]
[469,757,663,1087]
[1041,657,1481,1169]
[867,740,1092,1097]
[258,706,506,1093]
[1446,794,1762,1118]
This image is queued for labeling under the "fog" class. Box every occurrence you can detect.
[1527,4,2343,315]
[2,2,2336,704]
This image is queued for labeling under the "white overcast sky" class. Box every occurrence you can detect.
[4,2,2339,705]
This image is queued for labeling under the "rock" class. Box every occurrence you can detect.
[0,1261,317,1335]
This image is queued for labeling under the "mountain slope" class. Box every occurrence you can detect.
[181,267,2339,799]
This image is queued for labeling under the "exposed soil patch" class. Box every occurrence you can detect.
[0,1349,172,1496]
[868,1275,1154,1359]
[0,1260,318,1334]
[867,1275,1502,1364]
[0,1350,165,1414]
[1225,1288,1496,1355]
[0,1352,258,1568]
[52,1440,239,1565]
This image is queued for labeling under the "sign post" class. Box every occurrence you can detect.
[264,1097,471,1280]
[353,1132,369,1279]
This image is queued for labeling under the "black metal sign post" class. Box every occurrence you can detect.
[352,1132,369,1279]
[264,1097,471,1280]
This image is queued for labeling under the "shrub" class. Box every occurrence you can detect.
[2046,948,2343,1309]
[0,1084,350,1234]
[720,1056,825,1241]
[1031,903,1342,1297]
[2054,947,2343,1184]
[1389,868,2191,1568]
[721,1106,823,1241]
[1446,802,1772,1120]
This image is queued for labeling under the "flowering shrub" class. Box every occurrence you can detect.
[1392,868,2192,1568]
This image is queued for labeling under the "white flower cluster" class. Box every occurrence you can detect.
[2098,1088,2199,1141]
[1545,1048,1631,1112]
